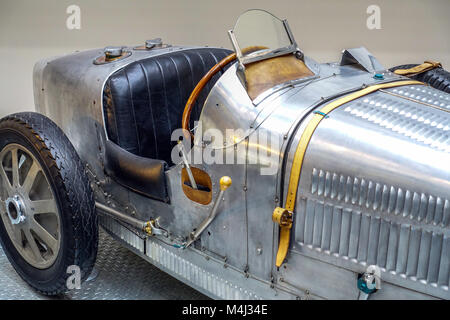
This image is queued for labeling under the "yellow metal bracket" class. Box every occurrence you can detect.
[144,221,153,235]
[272,207,293,267]
[273,80,423,268]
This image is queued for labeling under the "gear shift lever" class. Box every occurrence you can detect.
[185,176,232,247]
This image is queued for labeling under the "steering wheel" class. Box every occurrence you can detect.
[181,46,269,141]
[181,52,236,140]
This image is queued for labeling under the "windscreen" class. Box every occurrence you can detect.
[232,9,292,59]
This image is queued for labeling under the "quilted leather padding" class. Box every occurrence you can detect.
[103,48,233,166]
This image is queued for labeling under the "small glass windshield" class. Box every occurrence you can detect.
[230,9,296,64]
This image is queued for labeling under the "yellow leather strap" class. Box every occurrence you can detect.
[394,61,441,77]
[273,80,423,268]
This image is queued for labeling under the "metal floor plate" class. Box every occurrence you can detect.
[0,229,208,300]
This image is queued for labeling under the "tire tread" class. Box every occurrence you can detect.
[0,112,98,295]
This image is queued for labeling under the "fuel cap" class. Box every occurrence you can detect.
[145,38,163,49]
[94,46,132,65]
[134,38,170,51]
[104,46,124,60]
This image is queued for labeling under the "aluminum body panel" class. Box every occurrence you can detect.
[100,215,303,300]
[340,47,384,73]
[197,56,405,281]
[32,44,252,273]
[32,41,450,300]
[285,85,450,299]
[33,45,205,184]
[198,58,404,150]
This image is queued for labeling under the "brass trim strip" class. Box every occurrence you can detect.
[273,80,424,267]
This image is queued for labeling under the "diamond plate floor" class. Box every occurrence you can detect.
[0,229,208,300]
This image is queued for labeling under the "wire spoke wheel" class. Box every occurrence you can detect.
[0,144,61,269]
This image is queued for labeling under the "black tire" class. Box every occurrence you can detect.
[0,112,98,295]
[389,64,450,93]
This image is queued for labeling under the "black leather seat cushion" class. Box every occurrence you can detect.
[103,47,233,166]
[104,140,168,202]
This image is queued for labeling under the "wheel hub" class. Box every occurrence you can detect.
[0,144,61,269]
[5,195,26,225]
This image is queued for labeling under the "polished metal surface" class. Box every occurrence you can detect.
[284,85,450,299]
[104,46,124,58]
[5,196,26,225]
[145,38,163,49]
[186,183,229,247]
[198,56,404,150]
[0,229,207,300]
[0,144,61,269]
[33,45,206,189]
[30,19,450,299]
[96,201,149,232]
[340,47,384,73]
[384,85,450,114]
[94,47,132,65]
[178,142,198,190]
[100,214,300,300]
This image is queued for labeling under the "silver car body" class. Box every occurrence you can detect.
[32,34,450,299]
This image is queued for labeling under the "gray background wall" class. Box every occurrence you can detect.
[0,0,449,117]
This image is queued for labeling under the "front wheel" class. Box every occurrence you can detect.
[0,112,98,295]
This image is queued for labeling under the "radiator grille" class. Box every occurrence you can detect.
[311,168,450,227]
[295,197,449,291]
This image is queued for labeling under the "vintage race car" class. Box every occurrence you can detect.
[0,9,449,299]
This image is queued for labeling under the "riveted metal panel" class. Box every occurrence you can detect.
[309,168,450,227]
[288,85,450,299]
